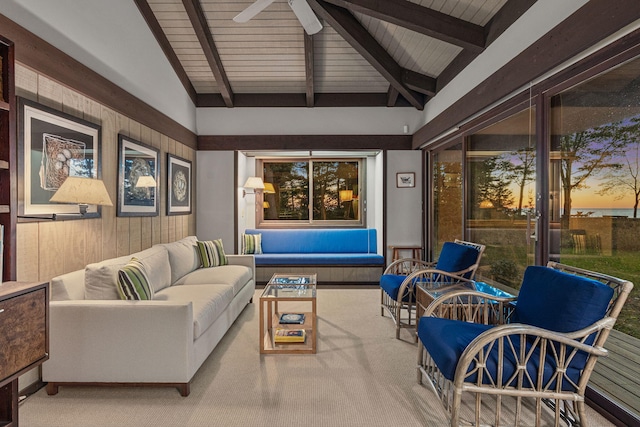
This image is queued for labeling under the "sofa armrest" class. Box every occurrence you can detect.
[43,300,194,383]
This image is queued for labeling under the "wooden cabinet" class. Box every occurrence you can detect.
[0,35,16,282]
[0,282,49,427]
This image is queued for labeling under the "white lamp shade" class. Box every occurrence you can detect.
[50,176,113,207]
[135,175,157,188]
[243,177,265,190]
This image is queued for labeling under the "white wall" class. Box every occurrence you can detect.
[385,151,423,261]
[1,0,197,132]
[196,151,236,248]
[196,107,423,135]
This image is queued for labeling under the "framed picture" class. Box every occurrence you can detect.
[167,154,191,215]
[117,134,159,217]
[396,172,415,188]
[17,97,102,220]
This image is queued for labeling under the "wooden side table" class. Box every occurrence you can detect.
[0,281,49,426]
[389,245,422,261]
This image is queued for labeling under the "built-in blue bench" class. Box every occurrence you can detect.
[244,228,384,284]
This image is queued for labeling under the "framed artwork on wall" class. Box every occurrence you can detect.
[117,134,159,217]
[17,97,102,220]
[167,154,191,215]
[396,172,415,188]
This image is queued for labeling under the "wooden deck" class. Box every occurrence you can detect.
[589,329,640,425]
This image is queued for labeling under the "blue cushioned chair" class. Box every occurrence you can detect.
[416,262,633,427]
[380,240,485,340]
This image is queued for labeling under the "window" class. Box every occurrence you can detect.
[260,158,363,226]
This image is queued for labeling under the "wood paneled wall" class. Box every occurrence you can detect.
[14,64,196,283]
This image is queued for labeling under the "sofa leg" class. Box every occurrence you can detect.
[177,383,190,397]
[46,383,59,395]
[249,297,253,304]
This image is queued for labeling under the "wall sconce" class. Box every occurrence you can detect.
[50,176,113,215]
[135,175,157,189]
[263,201,270,209]
[479,199,494,209]
[243,177,265,198]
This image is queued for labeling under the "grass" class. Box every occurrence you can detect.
[478,247,640,339]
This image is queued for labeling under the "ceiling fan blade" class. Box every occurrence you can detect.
[233,0,276,23]
[288,0,323,35]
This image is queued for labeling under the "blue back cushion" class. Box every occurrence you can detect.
[435,242,479,277]
[513,266,613,333]
[244,228,377,254]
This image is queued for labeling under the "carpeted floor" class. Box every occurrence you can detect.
[20,289,614,427]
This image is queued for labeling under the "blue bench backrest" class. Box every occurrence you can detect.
[244,229,377,254]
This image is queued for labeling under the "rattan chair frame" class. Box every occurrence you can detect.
[417,262,634,427]
[381,240,485,340]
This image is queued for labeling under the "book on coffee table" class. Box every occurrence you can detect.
[279,313,305,324]
[274,328,306,343]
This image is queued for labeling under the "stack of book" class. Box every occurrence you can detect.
[274,328,306,343]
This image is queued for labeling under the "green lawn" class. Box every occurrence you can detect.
[478,246,640,339]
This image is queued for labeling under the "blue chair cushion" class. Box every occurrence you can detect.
[418,317,584,391]
[380,274,413,302]
[513,266,613,334]
[435,242,480,278]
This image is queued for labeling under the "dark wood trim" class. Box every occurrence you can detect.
[198,135,412,151]
[46,381,190,397]
[323,0,485,52]
[402,69,436,96]
[307,0,425,110]
[386,86,399,107]
[413,0,640,149]
[586,386,640,427]
[134,0,197,104]
[304,33,315,108]
[182,0,233,107]
[196,92,413,108]
[0,15,197,149]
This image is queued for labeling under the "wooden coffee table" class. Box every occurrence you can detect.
[259,274,317,354]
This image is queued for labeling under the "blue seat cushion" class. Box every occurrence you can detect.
[435,242,479,278]
[418,317,583,391]
[380,274,413,302]
[254,253,384,266]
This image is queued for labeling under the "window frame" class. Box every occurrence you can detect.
[256,157,366,228]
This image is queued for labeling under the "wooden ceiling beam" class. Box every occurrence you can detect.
[402,69,436,96]
[134,0,197,104]
[386,86,399,107]
[196,92,412,108]
[304,32,315,108]
[323,0,485,53]
[198,135,413,151]
[437,0,538,91]
[307,0,424,110]
[182,0,234,107]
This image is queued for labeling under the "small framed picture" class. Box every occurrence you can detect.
[396,172,415,188]
[167,154,192,215]
[117,134,159,217]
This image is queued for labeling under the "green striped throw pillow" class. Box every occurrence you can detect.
[196,239,228,268]
[116,257,154,300]
[241,233,262,254]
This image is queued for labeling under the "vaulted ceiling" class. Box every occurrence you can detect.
[136,0,536,110]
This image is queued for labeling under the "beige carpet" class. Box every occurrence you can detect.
[20,289,614,427]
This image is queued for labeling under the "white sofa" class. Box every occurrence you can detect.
[42,236,255,396]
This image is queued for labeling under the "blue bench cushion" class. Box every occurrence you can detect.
[254,253,384,266]
[244,228,383,266]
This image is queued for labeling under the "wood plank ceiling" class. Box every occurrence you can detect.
[136,0,536,109]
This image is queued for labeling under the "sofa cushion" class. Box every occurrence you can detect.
[173,265,253,296]
[85,254,133,300]
[155,284,234,339]
[196,239,228,267]
[253,253,384,266]
[116,257,154,300]
[157,236,200,285]
[245,228,378,254]
[50,269,86,301]
[241,233,262,254]
[85,246,170,300]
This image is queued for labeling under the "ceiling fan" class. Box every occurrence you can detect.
[233,0,323,35]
